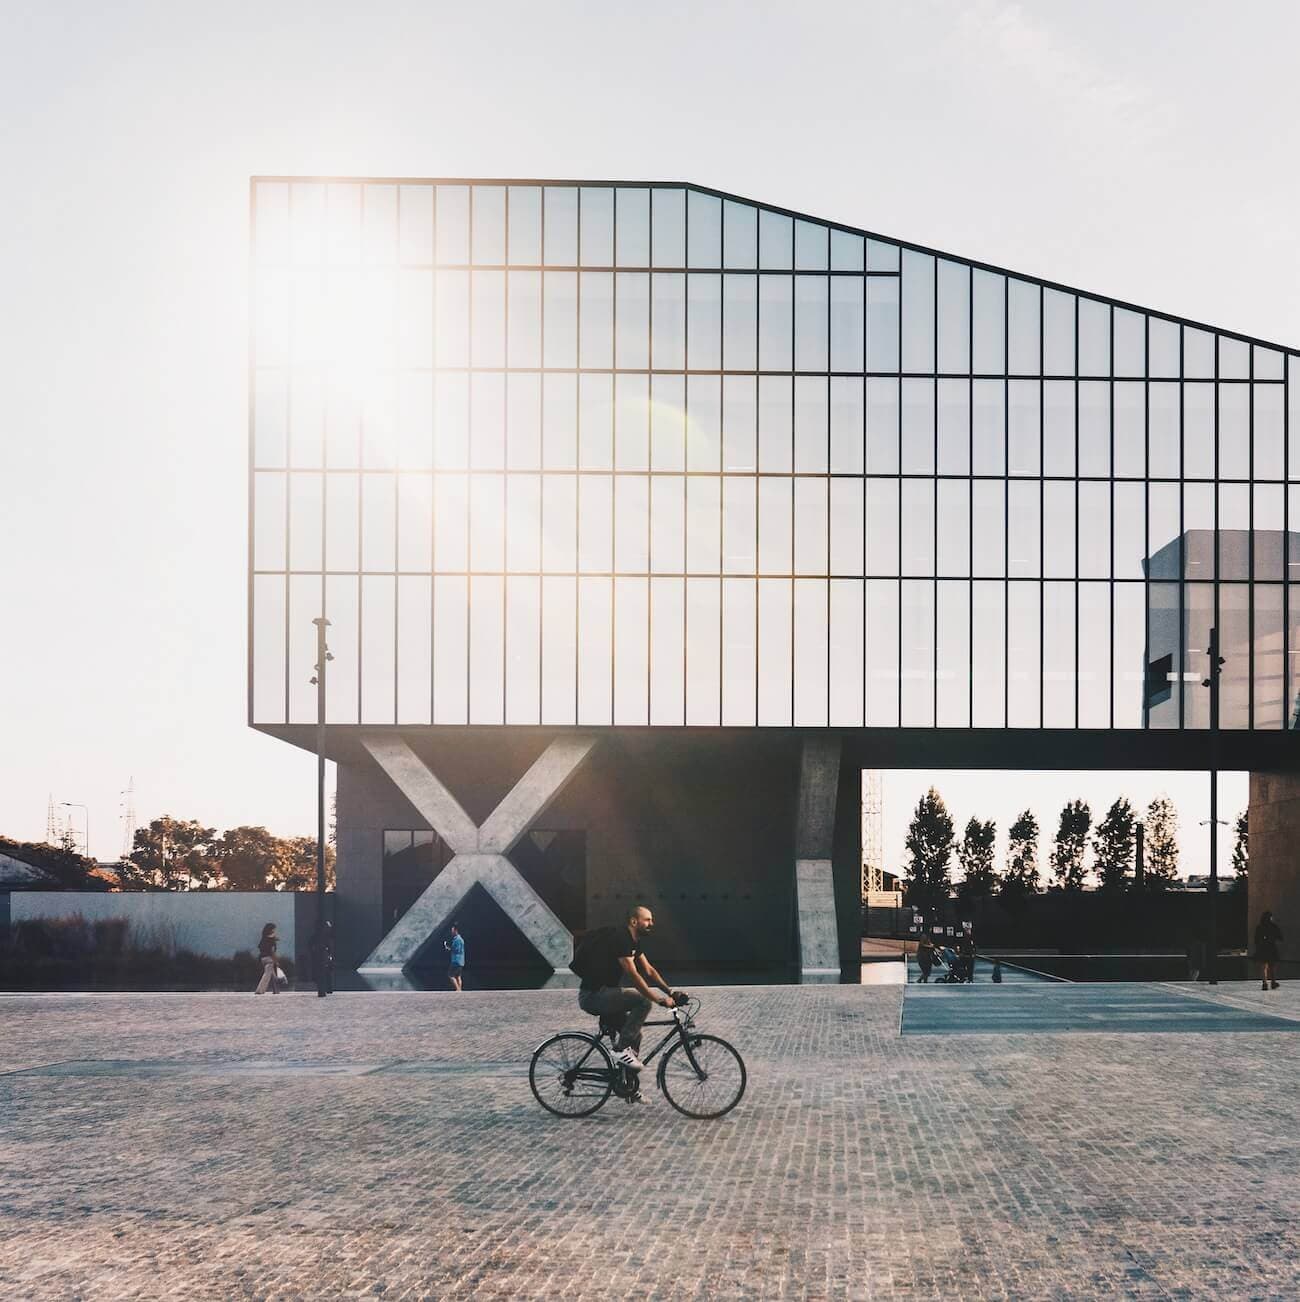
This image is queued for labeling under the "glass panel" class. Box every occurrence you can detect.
[901,479,935,576]
[651,189,686,267]
[252,575,286,722]
[722,375,756,471]
[723,474,755,573]
[363,186,398,266]
[830,479,864,575]
[505,373,540,469]
[794,220,828,271]
[936,580,969,727]
[1292,367,1300,480]
[794,376,827,473]
[1149,382,1179,478]
[1184,327,1214,379]
[687,191,721,268]
[1255,484,1284,580]
[900,580,935,726]
[255,473,287,570]
[579,272,613,369]
[866,240,899,272]
[577,474,613,573]
[540,575,576,724]
[686,373,721,472]
[613,474,649,572]
[937,260,970,374]
[972,380,1004,475]
[972,580,1005,727]
[1078,481,1110,578]
[866,479,900,576]
[579,187,614,266]
[1220,336,1249,380]
[577,372,613,473]
[468,474,504,572]
[830,229,864,272]
[435,186,469,265]
[614,272,649,369]
[434,269,469,368]
[829,579,864,724]
[1007,480,1040,577]
[1112,582,1143,727]
[255,370,288,467]
[1289,583,1300,730]
[1184,482,1215,580]
[507,270,542,367]
[901,251,935,373]
[362,475,395,570]
[758,476,792,573]
[470,271,505,367]
[1218,483,1250,579]
[1043,581,1074,728]
[687,274,722,370]
[1043,289,1075,376]
[793,477,827,575]
[937,479,970,576]
[1113,309,1145,378]
[576,577,611,725]
[757,578,792,724]
[1043,381,1075,477]
[1255,584,1285,729]
[1007,279,1039,377]
[1078,298,1110,377]
[397,475,433,572]
[685,577,721,724]
[469,575,505,724]
[651,273,685,370]
[1255,383,1285,480]
[686,475,721,574]
[395,578,432,723]
[1077,581,1109,728]
[901,379,934,474]
[793,580,828,725]
[794,276,829,371]
[1220,584,1249,728]
[432,574,468,723]
[541,473,577,572]
[866,278,900,372]
[1113,382,1144,477]
[1007,582,1040,727]
[1149,317,1179,379]
[758,375,792,472]
[1078,380,1109,477]
[1219,383,1250,480]
[543,272,577,369]
[1008,380,1040,477]
[397,371,434,470]
[612,576,648,724]
[1184,383,1214,479]
[506,474,541,571]
[650,473,685,573]
[1113,482,1144,580]
[758,209,792,269]
[972,480,1004,577]
[830,277,864,373]
[937,380,969,474]
[722,274,757,371]
[471,186,505,264]
[1255,345,1285,381]
[830,377,864,473]
[866,579,899,725]
[721,578,756,725]
[972,271,1005,375]
[758,275,793,370]
[615,188,650,266]
[723,201,757,269]
[866,378,899,473]
[543,372,578,469]
[1042,481,1074,578]
[507,186,541,264]
[325,474,359,571]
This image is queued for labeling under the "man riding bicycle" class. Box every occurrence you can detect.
[574,904,681,1072]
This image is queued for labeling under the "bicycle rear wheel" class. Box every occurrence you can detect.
[529,1033,614,1118]
[658,1033,746,1119]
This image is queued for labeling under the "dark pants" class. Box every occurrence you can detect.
[578,986,652,1051]
[917,961,932,983]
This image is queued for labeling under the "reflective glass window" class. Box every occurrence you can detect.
[1043,381,1075,477]
[472,186,506,265]
[613,474,649,571]
[1042,581,1075,728]
[900,480,935,576]
[830,229,864,271]
[651,189,686,267]
[540,576,576,723]
[829,579,864,724]
[829,377,864,473]
[1112,482,1144,580]
[580,187,614,266]
[687,191,721,268]
[866,479,900,576]
[579,272,613,369]
[972,380,1004,475]
[901,379,935,474]
[937,480,970,576]
[937,380,970,474]
[433,573,468,722]
[1007,581,1040,727]
[1220,336,1249,380]
[794,220,828,271]
[936,579,970,727]
[758,375,792,472]
[1149,317,1179,379]
[1008,381,1040,477]
[1113,309,1145,378]
[900,580,935,727]
[1218,483,1250,580]
[1184,327,1214,379]
[612,576,647,724]
[901,251,935,373]
[1255,383,1284,480]
[1254,584,1284,729]
[1254,483,1284,580]
[866,278,900,372]
[795,276,829,371]
[757,476,792,572]
[1255,346,1285,381]
[830,277,864,372]
[1043,289,1075,376]
[651,273,686,370]
[615,373,649,469]
[1183,383,1214,479]
[650,577,684,724]
[471,271,506,368]
[722,375,756,472]
[650,475,685,573]
[615,188,650,266]
[972,580,1005,727]
[866,240,900,272]
[508,187,542,264]
[722,275,757,371]
[1113,382,1144,478]
[650,374,685,471]
[685,577,721,725]
[1078,482,1110,578]
[866,579,900,725]
[866,378,900,474]
[507,270,542,367]
[1043,481,1074,577]
[756,579,792,725]
[1007,279,1040,377]
[1007,480,1040,577]
[1077,582,1109,728]
[722,201,757,269]
[543,272,577,368]
[1219,384,1250,480]
[721,578,756,725]
[972,480,1004,577]
[686,475,721,573]
[793,478,828,574]
[829,479,864,574]
[435,185,470,265]
[686,374,721,472]
[1148,383,1179,478]
[1078,381,1109,477]
[687,274,722,370]
[1112,583,1144,727]
[759,275,793,370]
[1078,298,1110,377]
[972,271,1005,374]
[579,372,613,470]
[722,476,755,573]
[794,376,827,473]
[937,260,970,373]
[543,373,578,469]
[758,209,792,269]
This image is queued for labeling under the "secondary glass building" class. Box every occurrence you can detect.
[248,179,1300,977]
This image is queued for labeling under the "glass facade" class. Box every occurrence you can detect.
[250,179,1300,731]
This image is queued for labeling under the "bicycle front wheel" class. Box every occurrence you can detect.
[658,1033,746,1119]
[529,1033,614,1118]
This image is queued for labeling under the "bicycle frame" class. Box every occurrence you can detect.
[568,1005,703,1083]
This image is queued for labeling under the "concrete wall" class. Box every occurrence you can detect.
[1249,771,1300,976]
[9,892,304,964]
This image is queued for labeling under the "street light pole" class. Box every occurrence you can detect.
[1203,626,1225,986]
[311,616,332,998]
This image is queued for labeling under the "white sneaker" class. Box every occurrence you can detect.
[613,1046,645,1071]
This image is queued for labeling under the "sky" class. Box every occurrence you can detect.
[0,1,1293,864]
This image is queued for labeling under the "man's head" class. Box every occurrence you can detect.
[627,904,654,939]
[450,922,459,936]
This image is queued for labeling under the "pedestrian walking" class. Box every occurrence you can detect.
[916,934,934,983]
[445,922,465,991]
[254,922,282,994]
[312,919,335,996]
[1255,910,1283,991]
[991,958,1003,984]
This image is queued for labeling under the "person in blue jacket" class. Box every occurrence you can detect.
[445,922,466,991]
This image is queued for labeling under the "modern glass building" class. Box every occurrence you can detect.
[249,178,1300,978]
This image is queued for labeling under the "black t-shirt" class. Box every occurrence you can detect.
[579,925,642,991]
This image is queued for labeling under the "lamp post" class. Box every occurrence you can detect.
[1201,626,1225,986]
[310,617,333,997]
[59,802,89,861]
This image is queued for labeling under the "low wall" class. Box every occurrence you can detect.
[8,892,310,965]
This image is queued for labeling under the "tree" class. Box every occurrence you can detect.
[956,818,998,900]
[212,825,287,891]
[1001,810,1040,901]
[0,836,111,891]
[1143,795,1179,891]
[1231,808,1249,889]
[272,836,336,892]
[1093,798,1136,893]
[903,788,955,912]
[1049,800,1091,892]
[125,817,219,890]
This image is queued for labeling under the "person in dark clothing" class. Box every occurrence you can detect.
[255,922,280,994]
[916,935,935,983]
[574,904,678,1072]
[311,920,335,997]
[1255,910,1283,990]
[958,933,977,983]
[991,958,1003,984]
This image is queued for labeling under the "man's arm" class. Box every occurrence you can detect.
[637,953,675,997]
[620,955,671,1005]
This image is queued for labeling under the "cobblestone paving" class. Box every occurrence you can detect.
[3,983,1300,1300]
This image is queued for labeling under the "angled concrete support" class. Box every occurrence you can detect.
[795,735,842,977]
[358,735,596,973]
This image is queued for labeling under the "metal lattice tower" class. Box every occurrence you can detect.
[46,793,57,844]
[120,778,137,860]
[861,770,884,900]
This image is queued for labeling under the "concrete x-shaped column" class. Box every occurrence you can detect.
[358,734,597,974]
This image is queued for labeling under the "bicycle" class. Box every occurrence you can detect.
[529,994,746,1120]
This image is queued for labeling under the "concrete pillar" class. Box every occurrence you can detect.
[1248,771,1300,976]
[795,735,842,978]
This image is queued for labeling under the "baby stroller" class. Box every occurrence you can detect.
[935,947,968,983]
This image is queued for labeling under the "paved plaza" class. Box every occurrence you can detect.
[3,982,1300,1300]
